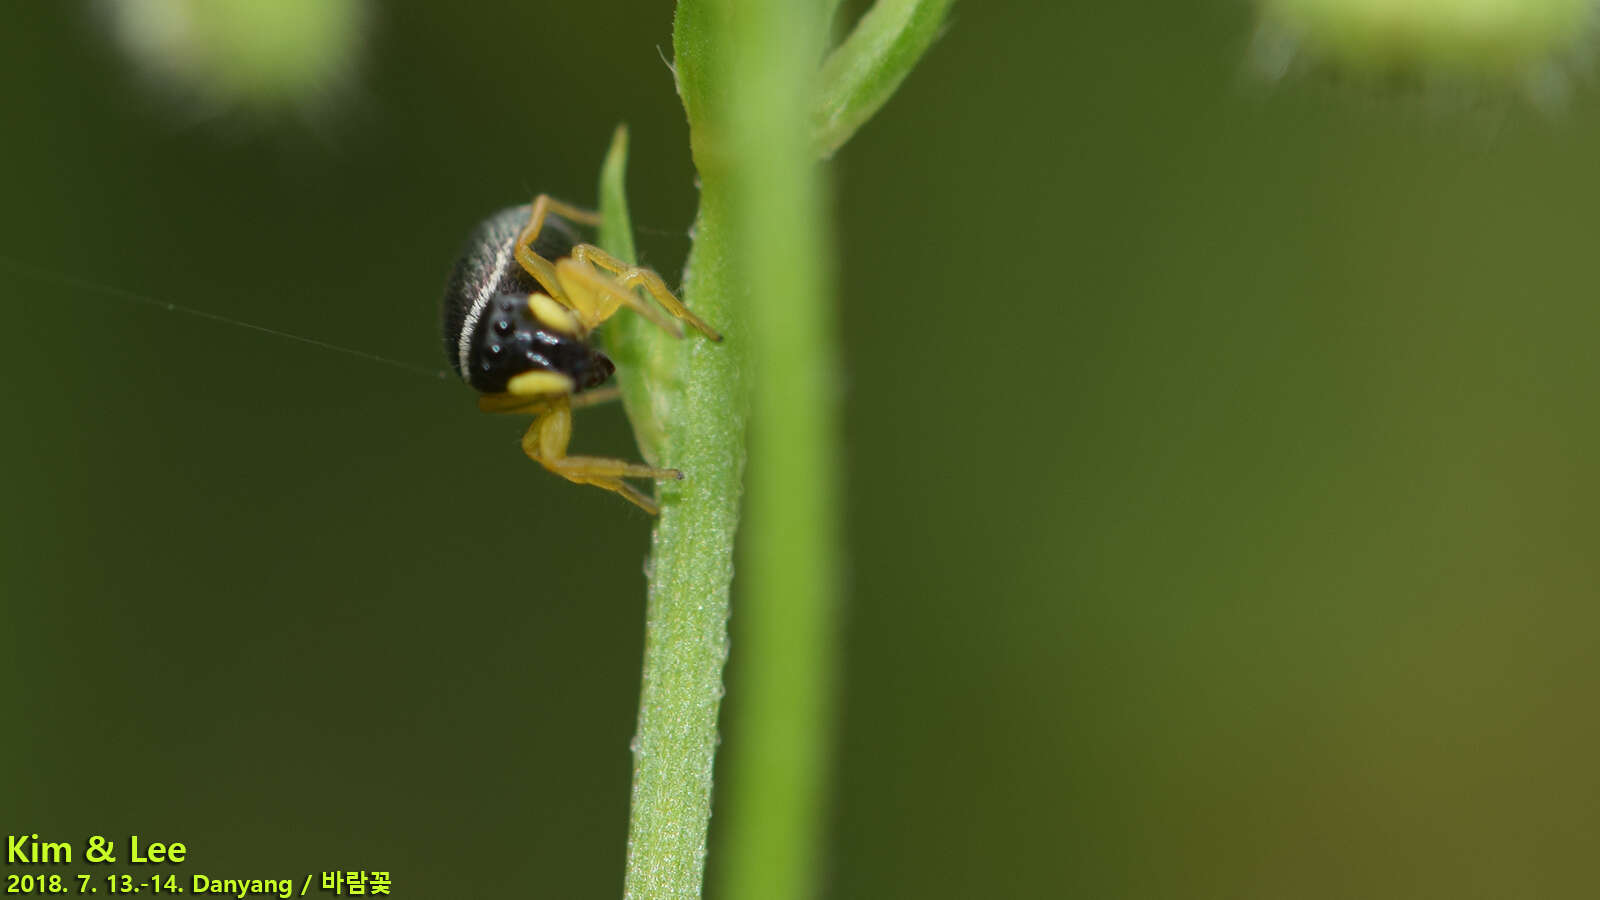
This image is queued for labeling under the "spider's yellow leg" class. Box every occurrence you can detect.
[521,396,682,514]
[570,242,723,341]
[476,386,618,416]
[570,386,622,409]
[513,194,604,305]
[534,194,603,228]
[554,257,683,336]
[479,393,555,415]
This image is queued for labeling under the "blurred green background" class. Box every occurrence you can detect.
[4,1,1596,897]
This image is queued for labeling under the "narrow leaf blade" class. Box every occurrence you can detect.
[814,0,956,158]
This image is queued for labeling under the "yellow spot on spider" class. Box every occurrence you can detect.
[507,370,576,397]
[528,293,582,335]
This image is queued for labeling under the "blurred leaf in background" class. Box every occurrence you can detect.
[1254,0,1598,104]
[98,0,368,110]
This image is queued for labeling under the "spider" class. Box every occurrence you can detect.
[441,195,720,513]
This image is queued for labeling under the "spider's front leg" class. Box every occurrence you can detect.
[569,242,723,341]
[511,194,603,307]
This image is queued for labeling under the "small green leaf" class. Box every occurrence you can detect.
[596,124,670,461]
[597,125,639,266]
[814,0,956,158]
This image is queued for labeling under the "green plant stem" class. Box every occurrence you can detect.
[602,131,747,899]
[691,1,840,900]
[614,0,949,893]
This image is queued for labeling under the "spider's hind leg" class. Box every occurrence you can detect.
[520,395,682,514]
